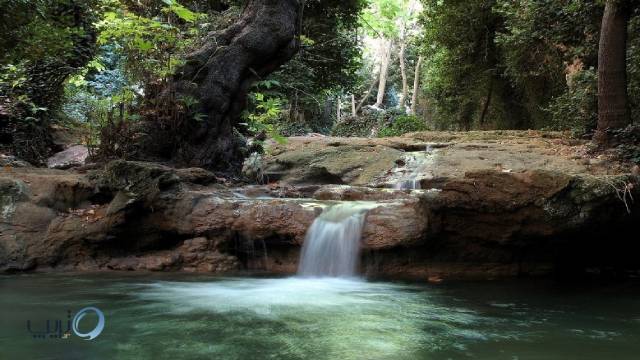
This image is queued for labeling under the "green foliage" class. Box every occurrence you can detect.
[545,67,597,133]
[0,64,44,120]
[332,114,379,137]
[161,0,199,22]
[362,0,403,38]
[97,0,205,82]
[265,0,366,134]
[0,0,99,162]
[609,125,640,165]
[420,0,507,130]
[242,81,288,144]
[416,0,639,133]
[0,0,96,65]
[378,114,427,137]
[629,13,640,124]
[494,0,603,128]
[55,0,213,158]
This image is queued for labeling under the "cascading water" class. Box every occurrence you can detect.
[393,177,421,190]
[393,145,433,190]
[298,202,377,277]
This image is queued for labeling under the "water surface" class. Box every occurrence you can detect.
[1,273,639,359]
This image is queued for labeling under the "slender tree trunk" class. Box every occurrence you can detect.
[596,0,630,145]
[410,55,423,115]
[141,0,302,171]
[336,96,341,122]
[398,40,408,109]
[322,97,332,129]
[351,94,356,117]
[375,39,393,108]
[479,79,493,127]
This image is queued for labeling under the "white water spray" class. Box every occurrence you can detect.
[298,202,377,277]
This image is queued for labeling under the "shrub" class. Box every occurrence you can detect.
[378,114,427,137]
[545,67,597,134]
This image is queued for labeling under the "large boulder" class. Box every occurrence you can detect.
[46,145,89,169]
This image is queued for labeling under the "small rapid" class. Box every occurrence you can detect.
[393,145,434,190]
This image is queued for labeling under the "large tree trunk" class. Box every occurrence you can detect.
[596,0,630,145]
[374,39,392,108]
[409,55,423,115]
[144,0,301,171]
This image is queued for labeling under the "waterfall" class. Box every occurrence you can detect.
[393,152,422,190]
[298,203,376,277]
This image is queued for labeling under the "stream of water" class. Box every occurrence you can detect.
[1,273,639,359]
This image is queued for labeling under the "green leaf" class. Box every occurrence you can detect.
[133,38,153,51]
[269,130,288,145]
[170,4,197,22]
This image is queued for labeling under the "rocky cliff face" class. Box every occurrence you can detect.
[1,131,639,279]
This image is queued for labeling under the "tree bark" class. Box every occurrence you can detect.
[596,0,630,145]
[479,79,493,127]
[410,55,423,115]
[144,0,302,171]
[398,40,408,109]
[351,94,356,117]
[375,39,393,108]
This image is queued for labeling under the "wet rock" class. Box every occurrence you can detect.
[312,185,413,201]
[175,167,219,185]
[264,143,402,186]
[2,132,640,279]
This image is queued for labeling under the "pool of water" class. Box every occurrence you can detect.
[1,273,639,359]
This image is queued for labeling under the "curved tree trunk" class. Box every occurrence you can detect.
[356,77,377,114]
[143,0,301,171]
[596,0,630,145]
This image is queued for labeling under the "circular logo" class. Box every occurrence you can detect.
[72,307,105,340]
